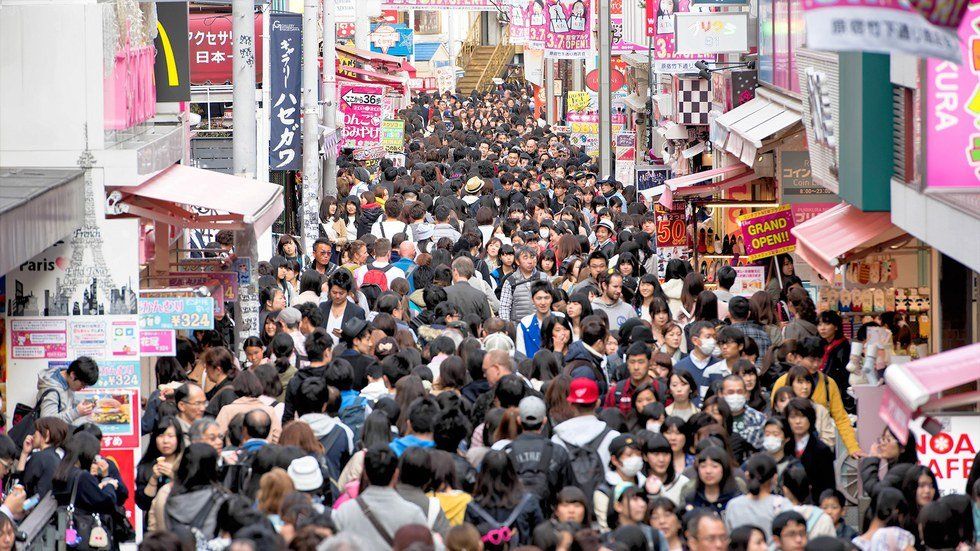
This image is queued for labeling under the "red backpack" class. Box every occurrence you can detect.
[361,263,394,292]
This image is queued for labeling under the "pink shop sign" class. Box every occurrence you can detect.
[104,45,158,131]
[925,7,980,190]
[339,85,384,149]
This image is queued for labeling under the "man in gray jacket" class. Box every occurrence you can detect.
[499,246,549,322]
[36,356,100,424]
[446,257,492,321]
[333,446,427,550]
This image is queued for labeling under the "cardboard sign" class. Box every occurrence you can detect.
[737,205,796,261]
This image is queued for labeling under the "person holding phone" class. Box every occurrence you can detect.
[318,270,365,342]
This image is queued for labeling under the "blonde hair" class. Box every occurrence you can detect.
[257,468,294,515]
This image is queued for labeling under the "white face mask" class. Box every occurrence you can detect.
[723,394,746,412]
[646,420,663,433]
[540,228,550,239]
[698,338,716,355]
[711,345,723,357]
[762,436,784,453]
[620,455,644,477]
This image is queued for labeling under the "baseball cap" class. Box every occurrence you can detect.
[608,434,640,457]
[567,377,600,405]
[276,307,301,327]
[287,456,324,491]
[518,396,547,427]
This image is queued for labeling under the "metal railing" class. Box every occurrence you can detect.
[15,495,63,551]
[456,16,483,71]
[474,26,515,92]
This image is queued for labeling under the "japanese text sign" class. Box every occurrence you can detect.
[509,0,531,46]
[340,84,385,148]
[370,24,414,57]
[188,14,263,85]
[925,7,980,189]
[140,330,177,356]
[802,0,959,63]
[77,388,141,450]
[544,0,592,59]
[10,319,67,359]
[912,415,980,495]
[674,12,749,55]
[139,297,215,331]
[655,201,688,247]
[737,205,797,261]
[528,0,548,48]
[269,14,302,170]
[382,119,406,152]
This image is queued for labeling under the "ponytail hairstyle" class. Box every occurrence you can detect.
[269,332,296,374]
[743,453,778,496]
[203,346,238,381]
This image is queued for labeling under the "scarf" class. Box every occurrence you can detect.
[820,338,847,372]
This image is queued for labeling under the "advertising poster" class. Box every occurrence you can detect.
[655,202,688,248]
[737,205,797,261]
[615,132,637,188]
[69,319,108,358]
[912,415,980,496]
[139,297,215,331]
[925,8,980,190]
[645,0,712,72]
[528,0,548,48]
[102,449,140,540]
[802,0,959,63]
[188,14,264,85]
[167,271,238,303]
[77,388,141,450]
[731,266,765,296]
[509,0,530,45]
[381,119,406,153]
[5,219,139,318]
[544,0,592,59]
[673,13,749,55]
[140,330,177,356]
[109,319,139,357]
[269,13,302,171]
[10,319,68,359]
[637,164,672,200]
[381,0,499,9]
[370,24,414,57]
[339,84,385,149]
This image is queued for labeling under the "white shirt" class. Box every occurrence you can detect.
[325,305,344,337]
[353,260,407,288]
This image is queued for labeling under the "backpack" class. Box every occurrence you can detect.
[338,396,367,443]
[318,427,348,504]
[558,427,611,507]
[360,263,395,307]
[378,218,409,239]
[505,440,554,503]
[221,448,258,496]
[9,388,61,449]
[467,493,535,547]
[166,490,227,551]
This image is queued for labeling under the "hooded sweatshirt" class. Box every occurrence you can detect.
[551,416,620,478]
[164,486,227,538]
[662,278,685,321]
[590,297,638,331]
[36,366,79,423]
[782,318,819,342]
[562,341,609,398]
[356,203,384,237]
[300,413,355,476]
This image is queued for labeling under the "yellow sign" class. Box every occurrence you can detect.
[567,91,592,113]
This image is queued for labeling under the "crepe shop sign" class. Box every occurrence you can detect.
[737,205,796,261]
[674,12,749,55]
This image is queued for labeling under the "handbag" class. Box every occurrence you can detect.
[62,473,113,550]
[9,388,61,449]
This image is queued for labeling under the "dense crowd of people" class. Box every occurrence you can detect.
[3,84,979,551]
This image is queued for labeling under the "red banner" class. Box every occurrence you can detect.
[189,13,264,85]
[103,449,139,536]
[655,201,688,248]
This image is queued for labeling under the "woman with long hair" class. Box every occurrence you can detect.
[662,259,689,318]
[784,398,836,502]
[155,443,228,536]
[340,196,361,239]
[464,451,544,549]
[268,332,298,398]
[320,195,348,246]
[817,310,854,413]
[634,275,669,324]
[853,487,915,550]
[537,248,558,278]
[647,497,685,551]
[555,233,582,267]
[136,417,184,521]
[784,366,836,447]
[484,237,503,273]
[749,291,783,347]
[665,371,699,421]
[541,311,573,365]
[860,426,920,500]
[257,468,295,528]
[765,254,803,304]
[676,272,705,326]
[783,286,819,341]
[52,433,120,539]
[899,464,938,547]
[679,446,743,513]
[565,292,594,342]
[336,411,395,491]
[661,416,694,475]
[640,432,689,506]
[276,234,305,265]
[732,359,768,413]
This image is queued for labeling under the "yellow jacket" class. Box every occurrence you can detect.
[772,371,860,454]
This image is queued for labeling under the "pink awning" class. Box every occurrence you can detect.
[665,164,750,191]
[107,164,284,237]
[790,202,906,282]
[881,343,980,442]
[674,169,759,198]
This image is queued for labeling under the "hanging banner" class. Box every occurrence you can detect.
[544,0,592,59]
[524,48,544,86]
[381,0,499,9]
[509,0,531,45]
[615,131,637,188]
[655,201,688,248]
[925,7,980,190]
[737,205,797,261]
[528,0,548,48]
[802,0,959,63]
[138,297,215,331]
[269,13,302,171]
[645,0,712,72]
[339,84,385,148]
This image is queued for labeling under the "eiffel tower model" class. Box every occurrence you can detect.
[54,145,117,316]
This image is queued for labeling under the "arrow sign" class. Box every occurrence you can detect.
[342,89,383,107]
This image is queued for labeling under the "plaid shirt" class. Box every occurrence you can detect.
[732,406,767,450]
[733,321,772,369]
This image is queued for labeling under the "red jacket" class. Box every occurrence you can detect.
[603,377,662,416]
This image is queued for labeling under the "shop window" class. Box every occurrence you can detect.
[757,0,805,94]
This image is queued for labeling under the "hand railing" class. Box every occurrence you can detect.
[476,26,514,92]
[456,16,483,70]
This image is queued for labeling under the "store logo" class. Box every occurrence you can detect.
[370,25,400,54]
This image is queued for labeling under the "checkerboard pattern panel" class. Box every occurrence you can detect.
[676,77,712,126]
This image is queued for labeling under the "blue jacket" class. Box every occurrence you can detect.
[389,435,435,457]
[673,354,727,405]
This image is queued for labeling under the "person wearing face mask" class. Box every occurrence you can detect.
[593,435,645,532]
[719,375,767,451]
[673,321,728,403]
[758,417,793,480]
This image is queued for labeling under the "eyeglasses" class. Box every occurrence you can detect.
[182,400,208,407]
[780,528,807,539]
[0,459,12,471]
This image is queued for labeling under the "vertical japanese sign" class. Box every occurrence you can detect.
[645,0,711,73]
[509,0,531,45]
[925,7,980,190]
[382,119,406,152]
[566,91,599,157]
[615,132,636,188]
[340,85,385,148]
[802,0,959,63]
[269,14,302,171]
[528,0,548,48]
[544,0,592,59]
[154,2,190,102]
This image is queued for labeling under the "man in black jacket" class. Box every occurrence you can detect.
[281,329,333,423]
[505,396,572,517]
[337,318,379,390]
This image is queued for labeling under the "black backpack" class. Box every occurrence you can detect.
[558,427,611,507]
[505,440,554,504]
[318,427,348,505]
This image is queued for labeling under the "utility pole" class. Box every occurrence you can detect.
[232,0,257,177]
[301,0,321,251]
[322,0,338,198]
[598,0,611,178]
[545,60,555,124]
[355,10,371,50]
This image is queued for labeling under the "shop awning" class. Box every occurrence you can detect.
[880,343,980,442]
[336,45,416,76]
[623,92,647,112]
[0,168,86,276]
[712,88,802,167]
[675,168,759,198]
[106,164,284,238]
[665,164,748,190]
[790,202,909,282]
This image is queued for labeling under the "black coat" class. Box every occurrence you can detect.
[796,432,837,503]
[282,364,328,423]
[317,301,365,332]
[859,457,914,499]
[464,495,544,547]
[21,446,60,499]
[822,339,854,413]
[338,348,378,391]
